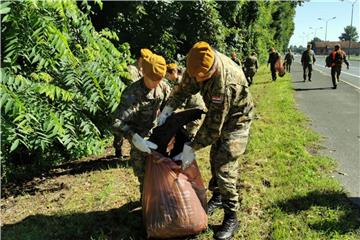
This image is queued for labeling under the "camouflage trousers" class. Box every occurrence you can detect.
[129,146,147,198]
[208,120,252,212]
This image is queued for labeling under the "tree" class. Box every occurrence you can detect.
[339,25,359,42]
[310,37,322,49]
[1,0,131,180]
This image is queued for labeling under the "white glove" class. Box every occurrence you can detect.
[131,133,158,154]
[157,106,174,126]
[173,143,195,170]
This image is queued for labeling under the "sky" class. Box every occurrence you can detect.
[289,0,360,47]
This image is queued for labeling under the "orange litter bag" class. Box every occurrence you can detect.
[142,152,208,239]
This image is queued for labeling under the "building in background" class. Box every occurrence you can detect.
[314,41,360,55]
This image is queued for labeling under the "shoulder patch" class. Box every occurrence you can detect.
[211,95,223,104]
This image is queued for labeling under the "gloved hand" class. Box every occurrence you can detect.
[131,133,158,154]
[173,143,195,170]
[157,106,174,126]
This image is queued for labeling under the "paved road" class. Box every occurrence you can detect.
[290,62,360,206]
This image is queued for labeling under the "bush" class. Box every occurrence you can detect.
[1,0,131,181]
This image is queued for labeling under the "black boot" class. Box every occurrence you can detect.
[215,211,239,240]
[207,193,222,215]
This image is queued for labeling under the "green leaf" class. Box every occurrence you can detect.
[10,139,20,152]
[0,7,10,15]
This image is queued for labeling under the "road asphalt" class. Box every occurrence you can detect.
[289,62,360,206]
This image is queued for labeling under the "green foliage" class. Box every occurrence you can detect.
[1,0,131,181]
[339,25,359,42]
[90,0,298,63]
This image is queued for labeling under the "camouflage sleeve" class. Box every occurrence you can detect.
[189,87,232,151]
[160,81,172,111]
[167,71,200,110]
[112,89,137,140]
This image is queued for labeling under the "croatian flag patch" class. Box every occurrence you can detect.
[211,96,223,104]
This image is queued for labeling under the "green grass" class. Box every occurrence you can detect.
[2,67,360,240]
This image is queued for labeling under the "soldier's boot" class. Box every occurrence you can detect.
[214,211,239,240]
[207,193,222,215]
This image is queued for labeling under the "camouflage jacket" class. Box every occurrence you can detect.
[124,65,142,85]
[301,49,316,65]
[243,56,259,71]
[113,78,171,140]
[166,51,255,151]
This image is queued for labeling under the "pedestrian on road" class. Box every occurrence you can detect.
[301,44,316,82]
[284,49,294,73]
[231,52,241,66]
[158,41,255,240]
[113,48,153,158]
[243,52,259,86]
[112,51,171,198]
[267,47,280,81]
[328,44,350,89]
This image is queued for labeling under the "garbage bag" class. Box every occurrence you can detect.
[142,151,207,239]
[275,58,286,77]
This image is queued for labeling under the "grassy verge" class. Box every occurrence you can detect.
[2,67,359,240]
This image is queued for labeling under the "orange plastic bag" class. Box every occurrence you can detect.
[275,58,286,77]
[142,151,207,239]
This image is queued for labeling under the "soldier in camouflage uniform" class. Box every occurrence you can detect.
[243,52,259,86]
[158,41,255,240]
[301,44,316,82]
[113,49,152,158]
[113,52,171,197]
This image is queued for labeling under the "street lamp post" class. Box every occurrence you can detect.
[309,27,323,39]
[348,0,358,59]
[317,17,336,42]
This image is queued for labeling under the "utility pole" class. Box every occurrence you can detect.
[318,17,336,42]
[348,0,358,59]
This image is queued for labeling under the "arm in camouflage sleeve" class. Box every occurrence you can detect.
[112,90,138,140]
[166,71,200,110]
[189,86,232,151]
[160,82,172,111]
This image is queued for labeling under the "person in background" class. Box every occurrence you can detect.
[301,44,316,82]
[284,49,294,73]
[112,52,171,199]
[267,47,280,81]
[158,41,255,240]
[165,63,179,88]
[243,52,259,86]
[329,44,349,89]
[231,52,241,66]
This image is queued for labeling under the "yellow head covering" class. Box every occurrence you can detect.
[186,41,215,77]
[142,53,167,81]
[167,63,178,71]
[140,48,152,60]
